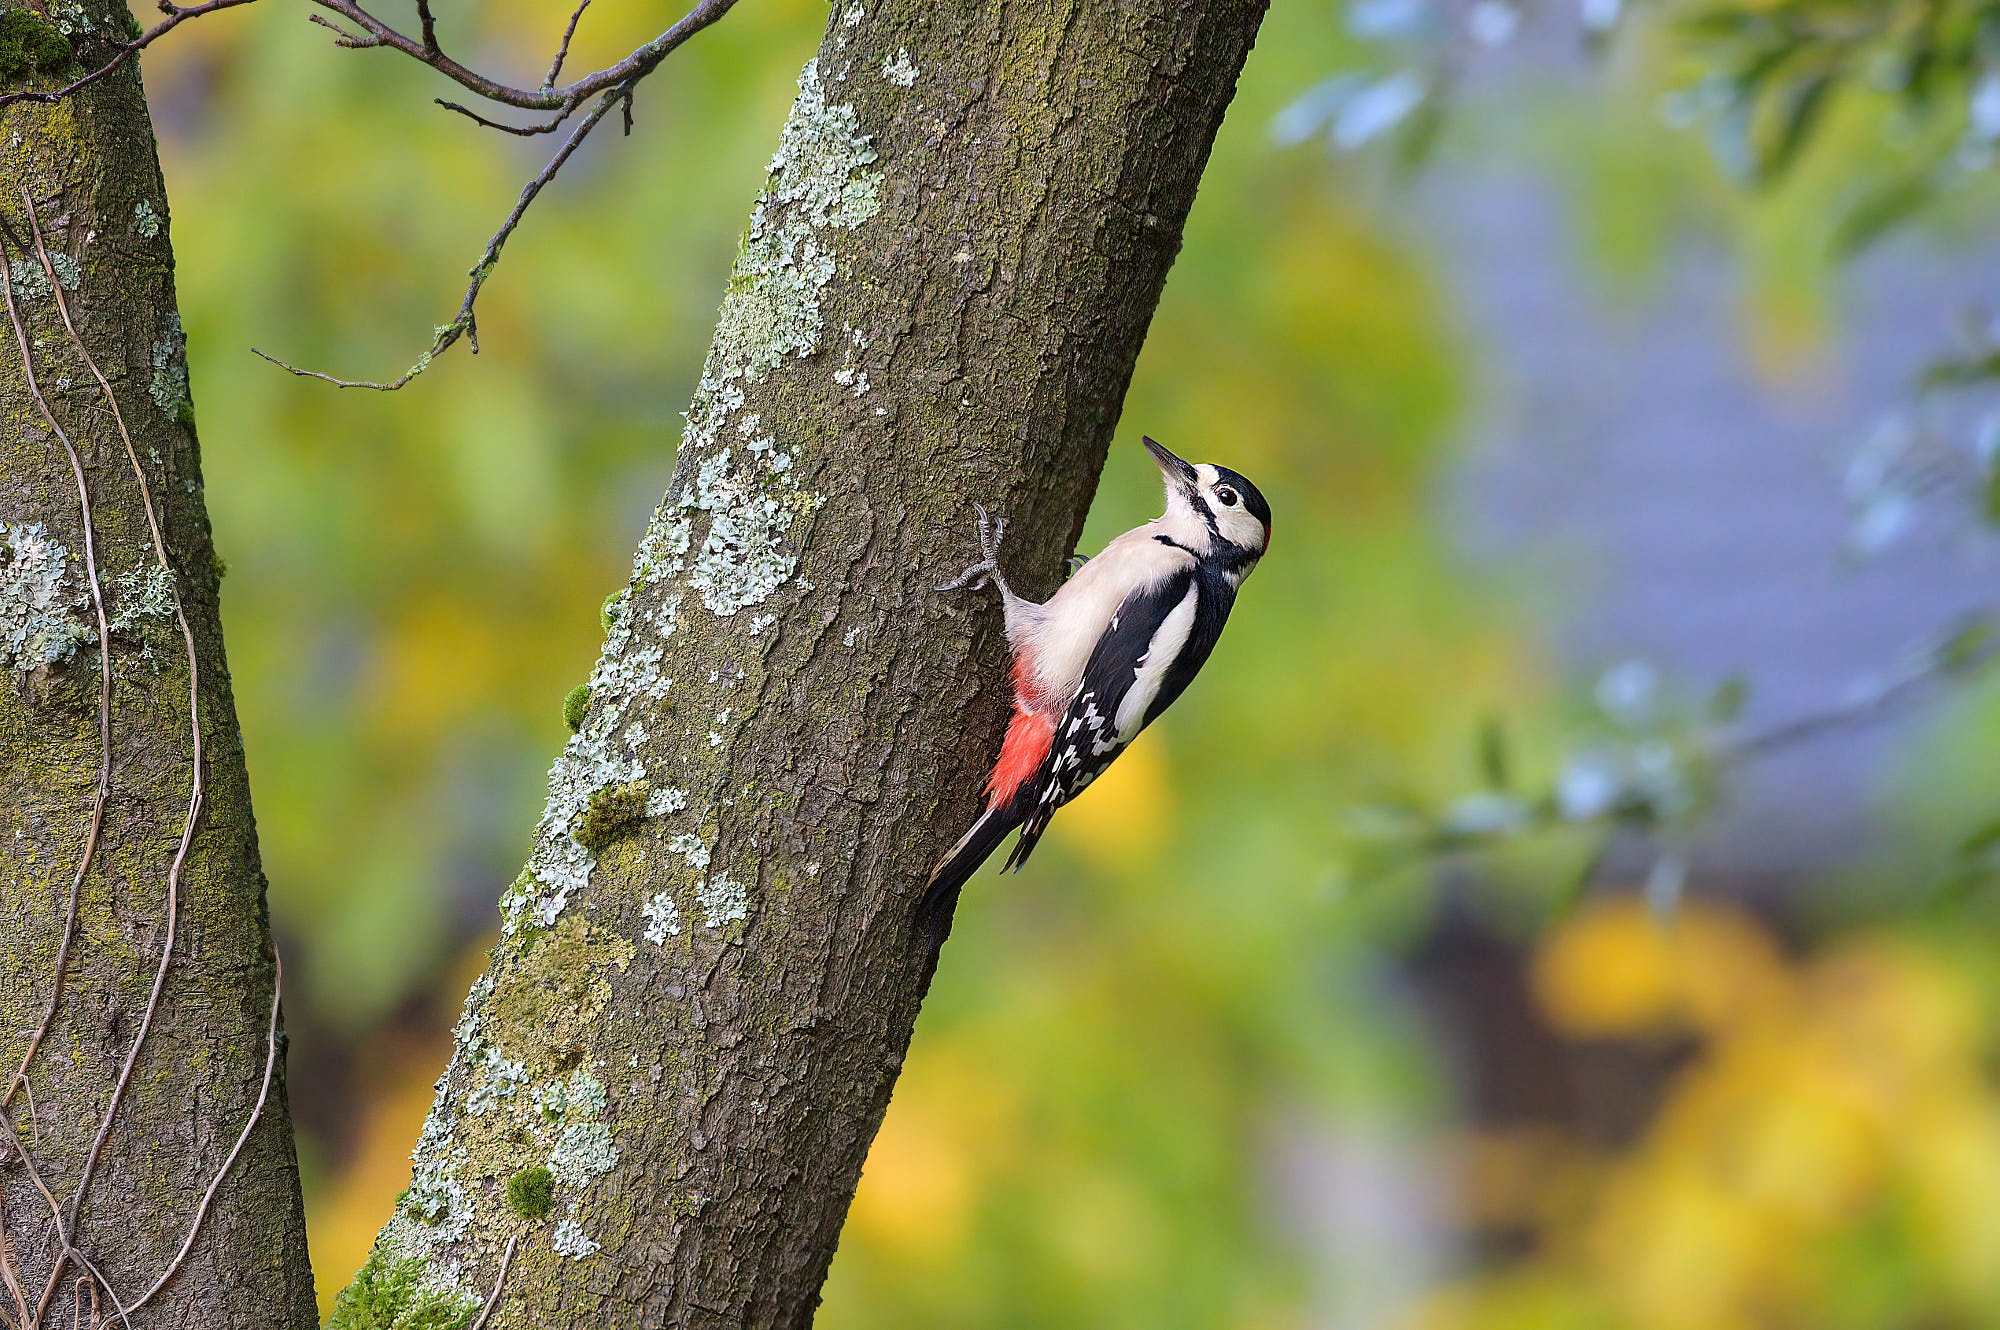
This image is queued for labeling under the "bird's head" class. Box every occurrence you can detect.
[1145,436,1271,566]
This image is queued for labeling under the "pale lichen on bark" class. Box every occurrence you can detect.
[0,519,91,668]
[373,43,895,1304]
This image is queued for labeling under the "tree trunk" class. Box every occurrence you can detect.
[0,10,316,1330]
[345,0,1267,1324]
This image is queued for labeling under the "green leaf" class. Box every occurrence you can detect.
[1960,817,2000,858]
[1478,714,1511,791]
[1832,171,1938,258]
[1707,674,1750,724]
[1935,614,1998,674]
[1755,71,1836,184]
[1392,85,1450,173]
[1921,351,2000,391]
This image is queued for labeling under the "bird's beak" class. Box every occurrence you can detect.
[1144,436,1199,491]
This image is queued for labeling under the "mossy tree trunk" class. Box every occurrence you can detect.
[348,0,1269,1325]
[0,4,315,1328]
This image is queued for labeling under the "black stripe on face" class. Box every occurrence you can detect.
[1196,493,1223,542]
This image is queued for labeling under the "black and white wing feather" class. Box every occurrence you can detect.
[1004,565,1235,872]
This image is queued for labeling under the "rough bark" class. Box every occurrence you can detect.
[350,1,1268,1325]
[0,6,315,1327]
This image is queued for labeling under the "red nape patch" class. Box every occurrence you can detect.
[987,706,1053,808]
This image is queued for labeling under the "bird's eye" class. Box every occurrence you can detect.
[1215,487,1239,507]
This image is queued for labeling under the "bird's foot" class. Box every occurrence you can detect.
[937,502,1010,592]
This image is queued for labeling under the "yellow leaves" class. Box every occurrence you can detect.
[1904,1091,2000,1303]
[1431,901,2000,1330]
[1044,1167,1164,1284]
[1457,1127,1602,1235]
[1531,897,1786,1039]
[305,1033,449,1317]
[1585,1161,1772,1330]
[1049,732,1170,870]
[845,1045,1024,1262]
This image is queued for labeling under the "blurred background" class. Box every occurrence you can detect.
[137,0,2000,1324]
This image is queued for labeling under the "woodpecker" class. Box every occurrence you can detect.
[918,436,1272,937]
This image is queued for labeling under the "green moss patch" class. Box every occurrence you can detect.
[0,12,70,84]
[562,683,590,733]
[572,780,647,852]
[506,1164,555,1219]
[326,1248,477,1330]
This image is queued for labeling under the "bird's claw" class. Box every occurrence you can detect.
[939,501,1008,593]
[971,502,1006,562]
[935,560,996,593]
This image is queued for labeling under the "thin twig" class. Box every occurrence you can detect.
[1722,655,1962,759]
[433,99,566,137]
[305,10,369,43]
[0,0,263,112]
[254,78,633,391]
[464,1232,519,1330]
[544,0,593,90]
[125,956,283,1315]
[1,0,740,388]
[0,0,740,386]
[246,346,422,391]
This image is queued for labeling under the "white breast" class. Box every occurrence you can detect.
[1017,525,1193,713]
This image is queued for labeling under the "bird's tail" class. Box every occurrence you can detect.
[915,802,1021,945]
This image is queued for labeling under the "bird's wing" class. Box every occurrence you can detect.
[1004,567,1199,872]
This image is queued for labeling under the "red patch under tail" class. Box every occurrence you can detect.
[987,704,1053,809]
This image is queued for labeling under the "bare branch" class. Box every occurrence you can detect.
[435,99,567,137]
[1723,618,1997,759]
[0,0,741,388]
[247,346,426,391]
[544,0,593,90]
[305,0,739,113]
[0,0,262,113]
[255,80,631,390]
